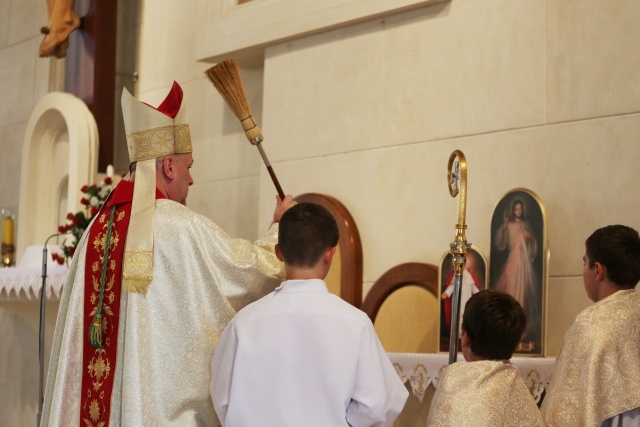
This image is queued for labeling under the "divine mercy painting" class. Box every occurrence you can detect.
[490,188,547,356]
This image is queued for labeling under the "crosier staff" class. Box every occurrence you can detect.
[447,150,471,364]
[205,58,285,199]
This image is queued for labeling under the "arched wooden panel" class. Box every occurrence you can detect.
[361,262,438,322]
[362,263,439,354]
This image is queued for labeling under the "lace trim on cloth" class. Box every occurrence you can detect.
[0,265,67,300]
[387,352,556,402]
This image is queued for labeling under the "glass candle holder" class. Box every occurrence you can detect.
[1,208,15,267]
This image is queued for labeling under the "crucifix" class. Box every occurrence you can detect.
[446,150,472,364]
[38,0,118,172]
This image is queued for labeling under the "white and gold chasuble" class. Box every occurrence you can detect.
[41,199,284,426]
[541,289,640,427]
[426,360,544,427]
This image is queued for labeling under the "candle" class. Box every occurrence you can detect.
[106,164,114,178]
[2,217,14,245]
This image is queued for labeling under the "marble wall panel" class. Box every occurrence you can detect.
[137,0,209,94]
[263,19,385,162]
[0,121,28,214]
[187,176,261,241]
[263,0,545,157]
[8,0,47,45]
[33,55,52,107]
[258,114,640,286]
[545,276,592,357]
[382,0,545,144]
[547,0,640,122]
[0,39,38,128]
[0,0,10,49]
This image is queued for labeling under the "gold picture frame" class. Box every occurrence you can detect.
[489,188,548,356]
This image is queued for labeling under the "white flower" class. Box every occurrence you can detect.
[99,186,110,198]
[90,196,99,206]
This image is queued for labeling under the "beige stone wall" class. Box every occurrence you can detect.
[0,0,51,219]
[0,1,56,423]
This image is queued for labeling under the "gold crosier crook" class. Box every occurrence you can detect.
[447,150,472,364]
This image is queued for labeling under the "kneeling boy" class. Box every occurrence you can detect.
[426,289,544,427]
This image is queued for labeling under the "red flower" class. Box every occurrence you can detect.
[52,253,58,261]
[57,179,113,265]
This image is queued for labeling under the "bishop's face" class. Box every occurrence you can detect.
[171,153,194,206]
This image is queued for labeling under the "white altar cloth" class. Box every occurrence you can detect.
[0,265,67,300]
[0,245,68,300]
[388,352,556,403]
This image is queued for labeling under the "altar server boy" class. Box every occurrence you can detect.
[426,289,544,427]
[210,202,408,426]
[541,225,640,427]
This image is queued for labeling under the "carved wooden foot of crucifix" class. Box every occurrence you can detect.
[39,0,81,58]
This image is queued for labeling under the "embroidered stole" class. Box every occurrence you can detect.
[79,198,131,426]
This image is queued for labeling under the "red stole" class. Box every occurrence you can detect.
[79,180,164,426]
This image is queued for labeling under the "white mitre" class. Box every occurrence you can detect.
[120,82,192,293]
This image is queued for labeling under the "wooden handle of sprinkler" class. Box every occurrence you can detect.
[255,144,285,199]
[267,165,285,200]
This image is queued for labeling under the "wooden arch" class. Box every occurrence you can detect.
[361,262,438,322]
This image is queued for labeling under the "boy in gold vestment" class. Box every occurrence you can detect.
[541,225,640,427]
[426,289,544,427]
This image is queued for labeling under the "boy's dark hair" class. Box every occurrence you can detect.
[585,225,640,288]
[461,289,526,360]
[278,202,339,268]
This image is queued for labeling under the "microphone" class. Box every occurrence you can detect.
[38,231,72,427]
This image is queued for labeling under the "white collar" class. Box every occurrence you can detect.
[274,279,328,294]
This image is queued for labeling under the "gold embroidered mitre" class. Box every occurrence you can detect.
[121,81,192,293]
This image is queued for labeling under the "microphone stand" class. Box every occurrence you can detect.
[38,231,72,427]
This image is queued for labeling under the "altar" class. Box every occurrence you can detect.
[0,247,67,425]
[0,246,67,301]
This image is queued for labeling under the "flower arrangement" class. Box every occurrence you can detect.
[52,176,113,265]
